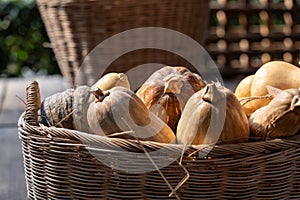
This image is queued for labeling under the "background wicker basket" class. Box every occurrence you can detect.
[37,0,210,87]
[38,0,300,87]
[18,81,300,199]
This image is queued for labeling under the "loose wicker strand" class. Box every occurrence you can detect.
[108,131,135,137]
[136,137,181,200]
[179,143,188,165]
[121,118,181,200]
[187,144,214,158]
[16,95,26,106]
[169,161,190,197]
[239,94,273,106]
[54,109,76,128]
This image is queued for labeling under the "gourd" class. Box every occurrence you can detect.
[235,75,254,98]
[177,83,250,145]
[91,72,130,91]
[249,87,300,139]
[234,75,256,116]
[250,61,300,110]
[40,72,130,131]
[87,86,176,143]
[136,66,206,131]
[40,88,76,129]
[40,86,93,132]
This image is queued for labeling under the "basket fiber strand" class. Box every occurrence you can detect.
[37,0,210,87]
[18,82,300,199]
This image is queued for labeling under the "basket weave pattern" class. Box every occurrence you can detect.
[18,82,300,199]
[37,0,210,87]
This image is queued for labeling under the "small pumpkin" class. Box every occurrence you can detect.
[177,83,250,145]
[250,61,300,110]
[249,87,300,139]
[87,86,176,143]
[136,66,206,131]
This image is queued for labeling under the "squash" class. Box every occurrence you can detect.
[249,87,300,139]
[136,66,206,131]
[40,88,75,129]
[72,86,94,132]
[91,72,130,91]
[40,86,93,131]
[87,87,176,143]
[177,83,250,145]
[250,61,300,110]
[235,75,254,98]
[234,75,257,116]
[40,72,130,130]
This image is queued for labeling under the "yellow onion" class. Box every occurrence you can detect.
[249,87,300,139]
[136,66,206,132]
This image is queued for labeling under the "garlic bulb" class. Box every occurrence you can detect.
[249,87,300,139]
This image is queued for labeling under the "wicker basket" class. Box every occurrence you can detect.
[18,83,300,199]
[37,0,210,87]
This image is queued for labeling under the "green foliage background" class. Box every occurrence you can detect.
[0,0,60,77]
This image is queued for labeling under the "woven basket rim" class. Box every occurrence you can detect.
[21,80,300,161]
[18,112,300,159]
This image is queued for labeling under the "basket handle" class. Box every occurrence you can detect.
[24,80,41,126]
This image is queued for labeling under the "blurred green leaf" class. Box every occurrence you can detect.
[0,0,60,77]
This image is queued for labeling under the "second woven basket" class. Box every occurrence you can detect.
[37,0,210,87]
